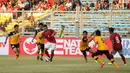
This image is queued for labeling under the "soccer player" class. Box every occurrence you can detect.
[5,24,21,60]
[80,30,95,62]
[42,25,57,62]
[108,28,126,65]
[59,25,65,38]
[92,30,119,68]
[32,23,44,61]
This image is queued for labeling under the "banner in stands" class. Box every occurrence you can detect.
[5,37,130,58]
[0,37,9,55]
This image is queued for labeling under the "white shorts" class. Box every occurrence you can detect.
[45,42,56,50]
[110,49,123,55]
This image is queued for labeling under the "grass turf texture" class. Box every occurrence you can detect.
[0,56,130,73]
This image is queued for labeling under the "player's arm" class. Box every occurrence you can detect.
[19,33,22,43]
[5,35,9,44]
[87,30,97,43]
[111,40,115,50]
[5,32,12,44]
[88,36,95,43]
[51,30,57,36]
[93,37,98,51]
[88,29,98,38]
[110,36,115,50]
[32,30,37,42]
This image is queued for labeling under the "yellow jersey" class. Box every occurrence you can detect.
[94,36,108,50]
[8,31,21,44]
[35,29,44,44]
[80,39,89,51]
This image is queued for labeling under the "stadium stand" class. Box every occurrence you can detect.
[0,0,130,37]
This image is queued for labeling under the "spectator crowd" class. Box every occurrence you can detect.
[54,0,130,11]
[0,0,130,12]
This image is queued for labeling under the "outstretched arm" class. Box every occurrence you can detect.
[5,32,12,44]
[88,29,98,38]
[5,35,9,44]
[87,29,98,43]
[32,30,37,42]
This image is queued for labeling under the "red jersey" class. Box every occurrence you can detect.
[45,4,51,9]
[110,33,122,50]
[59,5,66,11]
[38,3,44,9]
[42,29,56,43]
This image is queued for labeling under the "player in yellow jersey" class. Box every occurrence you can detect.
[32,23,44,61]
[92,30,119,68]
[80,30,95,62]
[5,24,21,60]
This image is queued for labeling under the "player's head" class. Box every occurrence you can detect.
[61,25,65,30]
[43,25,48,31]
[38,23,43,30]
[14,24,19,32]
[82,31,88,42]
[95,30,101,36]
[83,30,88,37]
[108,27,114,34]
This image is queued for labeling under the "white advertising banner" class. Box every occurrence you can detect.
[114,39,130,58]
[0,36,130,58]
[0,37,9,55]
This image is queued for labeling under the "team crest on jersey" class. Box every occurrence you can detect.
[23,38,38,55]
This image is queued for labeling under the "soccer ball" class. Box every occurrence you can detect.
[44,56,50,62]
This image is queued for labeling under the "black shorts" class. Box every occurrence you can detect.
[11,44,19,49]
[81,47,91,52]
[81,47,91,56]
[36,42,44,50]
[92,50,111,60]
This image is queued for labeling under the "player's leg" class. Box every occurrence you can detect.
[45,49,50,58]
[87,47,93,53]
[50,43,56,62]
[37,43,41,60]
[92,51,104,68]
[11,44,20,59]
[81,50,87,62]
[50,50,54,62]
[88,48,98,63]
[108,50,116,64]
[40,44,44,61]
[110,50,117,59]
[13,48,19,60]
[45,42,50,58]
[118,49,126,65]
[15,47,20,60]
[104,50,119,68]
[16,44,20,59]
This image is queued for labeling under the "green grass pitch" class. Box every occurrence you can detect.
[0,56,130,73]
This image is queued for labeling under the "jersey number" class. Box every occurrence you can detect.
[115,36,120,43]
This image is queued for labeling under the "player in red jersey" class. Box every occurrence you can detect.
[108,28,126,65]
[42,25,56,62]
